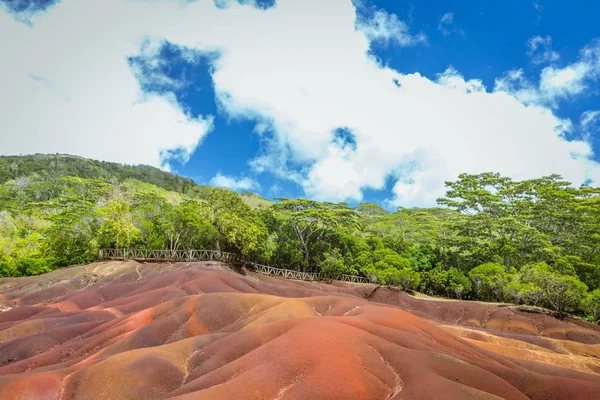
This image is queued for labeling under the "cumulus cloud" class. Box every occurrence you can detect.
[0,1,213,169]
[1,0,599,206]
[527,35,560,64]
[210,173,260,191]
[355,6,426,47]
[296,66,594,204]
[496,39,600,107]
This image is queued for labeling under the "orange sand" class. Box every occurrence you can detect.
[0,261,598,399]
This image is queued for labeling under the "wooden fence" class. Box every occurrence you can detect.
[250,264,369,283]
[99,248,370,284]
[98,248,239,264]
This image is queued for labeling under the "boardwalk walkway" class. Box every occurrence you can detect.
[99,248,370,284]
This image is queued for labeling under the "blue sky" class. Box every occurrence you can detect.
[1,0,600,207]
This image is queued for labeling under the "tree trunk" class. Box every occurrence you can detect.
[293,224,310,272]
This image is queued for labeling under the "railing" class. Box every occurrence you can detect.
[99,248,239,264]
[99,248,371,285]
[250,264,369,283]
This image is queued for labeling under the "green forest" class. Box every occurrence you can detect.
[1,154,599,322]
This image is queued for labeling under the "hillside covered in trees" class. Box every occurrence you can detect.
[1,154,599,322]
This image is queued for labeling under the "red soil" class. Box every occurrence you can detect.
[0,261,599,399]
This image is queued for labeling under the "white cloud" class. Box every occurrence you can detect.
[533,1,543,24]
[527,35,559,64]
[210,173,260,191]
[581,110,600,143]
[438,12,462,37]
[496,39,600,107]
[1,0,599,207]
[303,141,363,201]
[355,7,426,47]
[438,12,453,28]
[494,69,544,104]
[268,183,282,197]
[581,110,600,128]
[539,64,589,98]
[0,1,213,170]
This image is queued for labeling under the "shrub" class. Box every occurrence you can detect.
[468,263,509,302]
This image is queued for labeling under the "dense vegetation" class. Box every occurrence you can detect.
[1,155,599,322]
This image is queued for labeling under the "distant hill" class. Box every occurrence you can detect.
[0,154,197,194]
[240,190,274,208]
[0,154,269,207]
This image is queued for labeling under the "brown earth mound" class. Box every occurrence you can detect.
[0,261,599,399]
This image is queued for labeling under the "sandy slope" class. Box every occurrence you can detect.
[0,261,599,399]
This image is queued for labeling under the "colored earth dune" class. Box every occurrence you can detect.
[1,261,599,399]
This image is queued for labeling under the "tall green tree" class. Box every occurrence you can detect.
[273,199,359,270]
[204,189,271,261]
[96,197,140,250]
